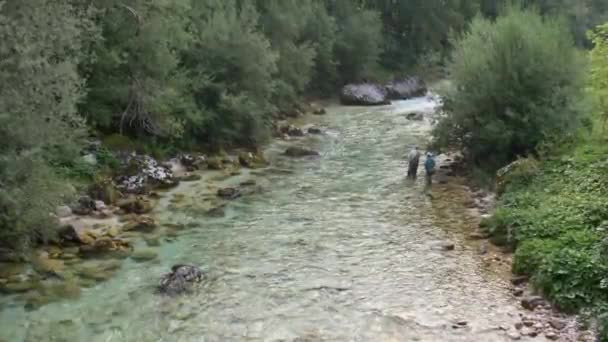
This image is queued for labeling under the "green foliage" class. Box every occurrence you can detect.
[369,0,480,71]
[0,0,95,250]
[330,0,383,83]
[589,23,608,129]
[496,157,540,194]
[433,5,586,169]
[82,0,195,139]
[482,0,608,46]
[185,0,277,147]
[256,0,316,106]
[488,134,608,318]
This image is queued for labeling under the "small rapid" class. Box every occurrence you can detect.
[0,97,549,341]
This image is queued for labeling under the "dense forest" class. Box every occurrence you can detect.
[0,0,498,251]
[2,0,608,337]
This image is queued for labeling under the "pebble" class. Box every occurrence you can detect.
[511,276,528,286]
[521,296,544,311]
[549,318,566,331]
[545,331,559,340]
[522,320,535,327]
[512,288,524,297]
[431,241,455,251]
[507,331,522,340]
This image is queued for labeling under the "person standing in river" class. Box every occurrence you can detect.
[424,152,436,187]
[406,146,421,179]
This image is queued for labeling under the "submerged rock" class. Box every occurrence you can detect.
[79,238,132,258]
[158,265,204,295]
[75,260,122,282]
[206,157,224,170]
[178,173,202,182]
[122,215,157,233]
[406,112,424,121]
[310,103,327,115]
[131,248,158,262]
[285,147,320,158]
[117,196,154,214]
[31,253,65,278]
[307,127,322,135]
[238,151,267,169]
[217,187,241,200]
[280,124,305,137]
[340,83,390,106]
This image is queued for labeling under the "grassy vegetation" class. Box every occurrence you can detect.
[482,123,608,335]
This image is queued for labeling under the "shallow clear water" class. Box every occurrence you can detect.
[0,98,542,341]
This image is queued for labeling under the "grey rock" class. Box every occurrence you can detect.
[285,147,320,158]
[521,296,545,311]
[340,83,390,106]
[385,76,427,100]
[159,265,204,295]
[549,319,566,331]
[406,112,424,121]
[56,205,73,218]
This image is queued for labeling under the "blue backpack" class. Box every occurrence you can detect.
[424,156,436,174]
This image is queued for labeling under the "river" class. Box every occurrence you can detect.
[0,97,555,341]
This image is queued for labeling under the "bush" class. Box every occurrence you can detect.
[433,5,586,169]
[0,1,94,251]
[496,157,540,194]
[489,135,608,323]
[513,238,560,275]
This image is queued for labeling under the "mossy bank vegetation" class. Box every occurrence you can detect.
[431,5,608,339]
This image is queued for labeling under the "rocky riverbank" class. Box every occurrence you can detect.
[432,154,597,341]
[0,106,327,311]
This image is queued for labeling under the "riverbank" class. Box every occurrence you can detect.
[480,131,608,338]
[0,104,329,306]
[433,153,599,340]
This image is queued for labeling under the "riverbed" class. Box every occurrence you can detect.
[0,98,564,341]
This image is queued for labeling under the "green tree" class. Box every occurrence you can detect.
[185,0,278,147]
[329,0,383,83]
[433,5,586,168]
[301,1,339,95]
[370,0,480,71]
[0,0,96,250]
[255,0,317,108]
[82,0,194,139]
[589,23,608,128]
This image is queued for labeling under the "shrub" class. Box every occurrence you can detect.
[0,1,95,251]
[433,5,586,169]
[513,238,561,275]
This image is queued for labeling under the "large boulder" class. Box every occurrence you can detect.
[158,265,204,295]
[115,154,177,194]
[340,83,390,106]
[385,77,427,100]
